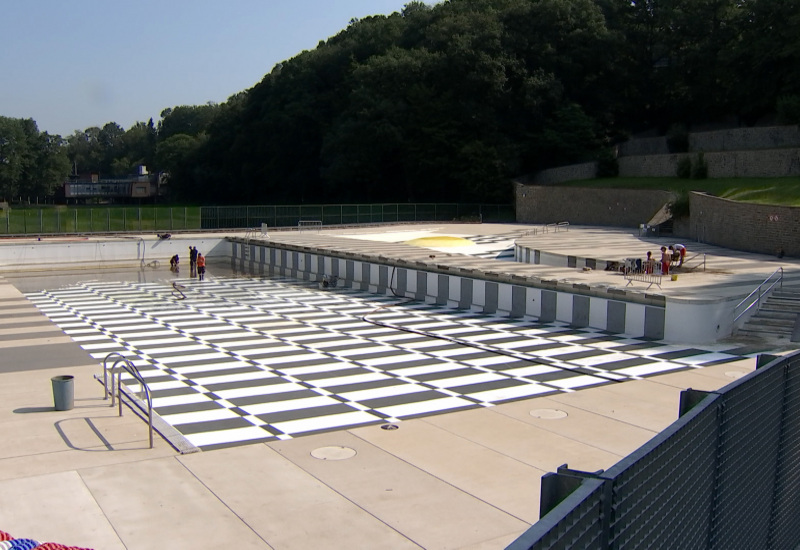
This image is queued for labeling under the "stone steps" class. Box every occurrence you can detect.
[737,289,800,340]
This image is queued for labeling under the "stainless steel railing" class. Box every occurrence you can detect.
[733,267,783,325]
[102,352,154,449]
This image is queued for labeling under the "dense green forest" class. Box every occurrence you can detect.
[2,0,800,205]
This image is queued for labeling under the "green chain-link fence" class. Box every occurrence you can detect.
[0,203,513,235]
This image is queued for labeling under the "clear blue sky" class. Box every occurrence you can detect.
[1,1,431,137]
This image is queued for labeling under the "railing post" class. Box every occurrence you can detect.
[117,371,123,417]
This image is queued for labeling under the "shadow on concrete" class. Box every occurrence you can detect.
[55,418,115,451]
[13,406,56,413]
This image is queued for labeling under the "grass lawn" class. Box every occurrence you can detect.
[560,177,800,206]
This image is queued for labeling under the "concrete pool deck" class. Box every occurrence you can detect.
[0,223,795,549]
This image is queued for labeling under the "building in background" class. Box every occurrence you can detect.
[62,166,163,204]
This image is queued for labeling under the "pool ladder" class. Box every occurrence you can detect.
[102,352,154,449]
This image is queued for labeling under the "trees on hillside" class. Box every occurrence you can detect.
[64,104,219,185]
[0,117,70,200]
[188,0,624,203]
[7,0,800,205]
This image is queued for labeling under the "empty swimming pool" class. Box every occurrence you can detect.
[18,265,760,451]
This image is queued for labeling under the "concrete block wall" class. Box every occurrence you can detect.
[515,184,675,227]
[691,125,800,151]
[513,183,800,256]
[618,153,688,178]
[618,149,800,178]
[527,162,598,185]
[618,125,800,157]
[0,237,229,271]
[690,193,800,256]
[618,136,670,157]
[705,149,800,177]
[528,126,800,185]
[231,240,667,340]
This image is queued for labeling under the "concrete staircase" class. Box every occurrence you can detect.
[737,287,800,341]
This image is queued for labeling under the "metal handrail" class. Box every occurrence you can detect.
[102,352,154,448]
[116,235,147,267]
[102,352,127,405]
[172,281,187,300]
[733,267,783,324]
[526,221,570,236]
[681,252,706,272]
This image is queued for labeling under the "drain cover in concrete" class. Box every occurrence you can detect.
[530,408,568,419]
[311,446,357,460]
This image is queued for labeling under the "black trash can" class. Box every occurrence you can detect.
[51,375,75,411]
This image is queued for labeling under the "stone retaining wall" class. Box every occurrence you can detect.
[515,184,675,227]
[690,193,800,256]
[513,184,800,256]
[691,125,800,151]
[526,162,598,185]
[618,136,670,157]
[618,149,800,178]
[531,125,800,185]
[619,125,800,157]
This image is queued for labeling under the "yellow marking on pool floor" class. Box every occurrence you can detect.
[405,236,475,247]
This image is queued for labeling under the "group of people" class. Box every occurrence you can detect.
[641,244,686,275]
[169,246,206,280]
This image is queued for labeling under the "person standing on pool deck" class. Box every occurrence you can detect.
[660,246,670,275]
[189,246,198,278]
[673,243,687,266]
[197,253,206,281]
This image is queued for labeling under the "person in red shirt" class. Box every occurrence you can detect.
[196,253,206,281]
[660,246,670,275]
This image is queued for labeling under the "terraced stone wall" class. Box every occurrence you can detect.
[514,184,675,228]
[690,192,800,256]
[618,148,800,178]
[618,125,800,156]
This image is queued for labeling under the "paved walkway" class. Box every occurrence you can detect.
[0,223,794,549]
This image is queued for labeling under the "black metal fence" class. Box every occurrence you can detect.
[199,203,514,230]
[508,351,800,550]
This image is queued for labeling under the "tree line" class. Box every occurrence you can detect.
[2,0,800,204]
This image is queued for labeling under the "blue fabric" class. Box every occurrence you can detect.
[8,540,38,550]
